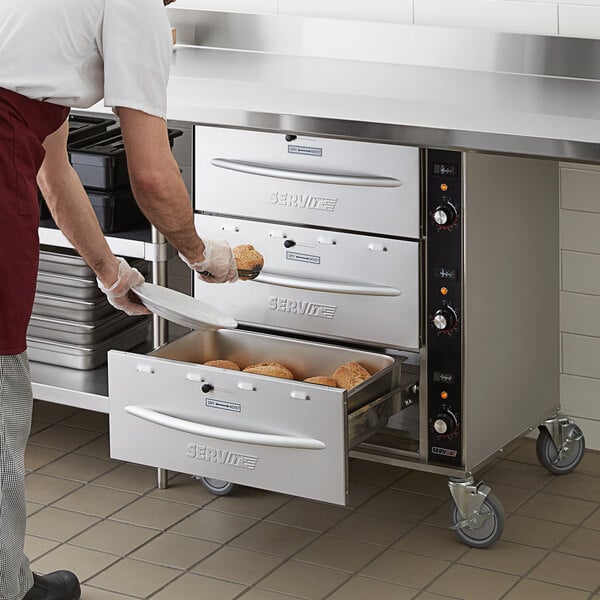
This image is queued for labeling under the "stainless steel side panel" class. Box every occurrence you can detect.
[109,329,401,505]
[194,125,420,238]
[194,215,420,350]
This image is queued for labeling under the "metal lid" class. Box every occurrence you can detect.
[132,282,237,331]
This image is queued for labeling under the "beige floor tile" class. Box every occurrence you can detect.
[503,578,590,600]
[70,520,159,556]
[231,522,319,557]
[349,459,408,487]
[582,506,600,530]
[170,508,257,543]
[390,471,451,498]
[193,545,284,584]
[73,435,111,460]
[421,502,453,529]
[25,445,65,471]
[38,453,117,483]
[427,564,518,600]
[28,424,100,452]
[578,450,600,477]
[79,586,136,600]
[544,472,600,502]
[60,410,109,432]
[360,549,449,588]
[483,461,554,491]
[32,401,80,423]
[392,524,468,561]
[415,594,457,600]
[26,502,45,517]
[346,482,381,509]
[31,543,119,582]
[266,499,351,532]
[208,487,290,519]
[25,473,82,504]
[87,557,180,597]
[26,507,100,542]
[329,511,413,546]
[516,492,597,525]
[111,496,196,530]
[486,482,535,513]
[29,420,49,435]
[92,463,157,494]
[504,439,538,466]
[361,489,445,522]
[458,540,546,575]
[132,532,220,569]
[239,590,304,600]
[147,474,217,507]
[558,527,600,560]
[528,551,600,591]
[295,535,383,572]
[24,535,59,561]
[54,485,138,518]
[328,575,418,600]
[503,514,573,548]
[152,572,247,600]
[258,560,349,600]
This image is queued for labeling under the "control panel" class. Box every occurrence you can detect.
[426,150,463,466]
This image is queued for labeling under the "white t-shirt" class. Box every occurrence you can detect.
[0,0,172,119]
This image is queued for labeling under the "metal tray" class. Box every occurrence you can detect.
[36,271,103,300]
[32,293,116,322]
[27,319,150,370]
[27,312,143,345]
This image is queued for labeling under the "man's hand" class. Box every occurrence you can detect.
[97,257,150,316]
[179,240,238,284]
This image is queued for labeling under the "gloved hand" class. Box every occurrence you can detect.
[180,239,238,284]
[97,257,150,316]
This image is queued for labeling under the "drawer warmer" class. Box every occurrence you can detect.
[109,125,585,548]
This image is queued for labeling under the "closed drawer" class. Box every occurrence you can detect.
[108,329,402,505]
[194,215,420,349]
[194,126,420,238]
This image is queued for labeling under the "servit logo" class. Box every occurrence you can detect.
[270,191,338,212]
[186,444,258,470]
[267,296,337,319]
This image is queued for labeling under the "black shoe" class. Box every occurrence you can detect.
[23,571,81,600]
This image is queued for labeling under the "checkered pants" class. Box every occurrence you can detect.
[0,353,34,600]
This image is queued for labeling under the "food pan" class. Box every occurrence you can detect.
[28,319,150,370]
[35,271,103,300]
[27,312,142,345]
[67,115,116,144]
[32,293,116,322]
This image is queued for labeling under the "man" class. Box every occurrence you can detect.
[0,1,238,599]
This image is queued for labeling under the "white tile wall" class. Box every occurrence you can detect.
[278,0,413,23]
[169,0,277,13]
[560,4,600,37]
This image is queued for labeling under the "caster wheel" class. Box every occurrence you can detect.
[198,477,237,496]
[450,491,504,548]
[537,426,585,475]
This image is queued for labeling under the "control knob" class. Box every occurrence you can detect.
[433,307,457,331]
[432,204,457,227]
[433,412,458,435]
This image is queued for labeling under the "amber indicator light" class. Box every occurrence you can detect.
[440,183,449,192]
[441,391,449,400]
[440,287,448,296]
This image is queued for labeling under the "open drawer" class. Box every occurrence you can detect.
[109,329,403,505]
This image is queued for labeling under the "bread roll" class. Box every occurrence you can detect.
[304,376,337,387]
[332,361,371,390]
[234,245,264,272]
[243,362,294,379]
[204,359,241,371]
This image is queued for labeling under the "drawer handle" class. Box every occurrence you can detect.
[124,405,327,450]
[255,273,402,297]
[211,158,403,188]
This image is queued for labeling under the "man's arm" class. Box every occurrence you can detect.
[37,120,119,288]
[118,107,205,264]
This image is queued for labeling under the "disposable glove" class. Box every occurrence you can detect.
[97,257,150,316]
[180,239,238,284]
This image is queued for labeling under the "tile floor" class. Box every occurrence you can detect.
[24,400,600,600]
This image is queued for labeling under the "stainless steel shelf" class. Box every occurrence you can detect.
[39,220,170,261]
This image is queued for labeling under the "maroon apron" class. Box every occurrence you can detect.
[0,88,69,355]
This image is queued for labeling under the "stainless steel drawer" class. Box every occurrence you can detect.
[194,215,419,350]
[109,329,402,505]
[194,126,420,238]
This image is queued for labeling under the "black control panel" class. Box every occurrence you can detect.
[426,149,463,466]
